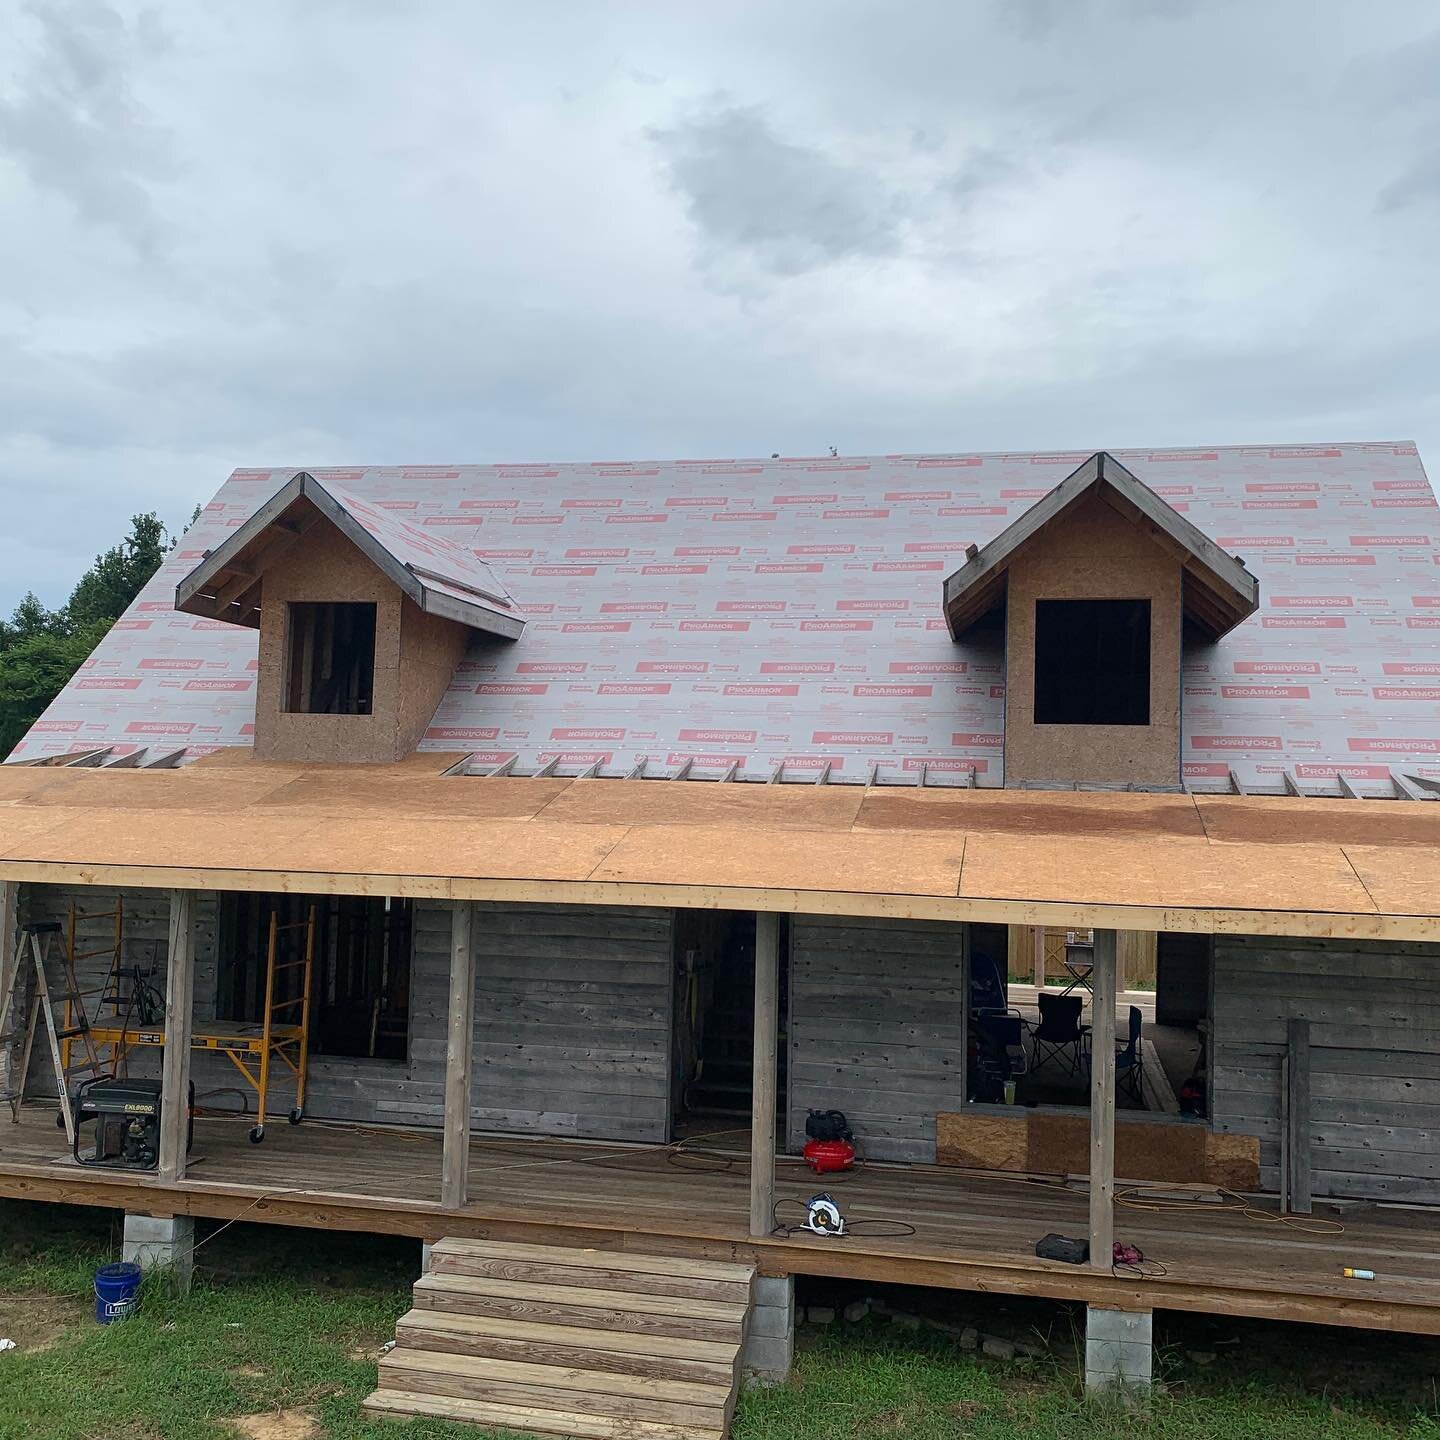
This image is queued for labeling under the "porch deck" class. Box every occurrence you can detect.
[3,1110,1438,1337]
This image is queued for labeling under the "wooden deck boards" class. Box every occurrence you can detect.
[3,1111,1439,1335]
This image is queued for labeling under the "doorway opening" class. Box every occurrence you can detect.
[671,909,788,1142]
[216,891,412,1061]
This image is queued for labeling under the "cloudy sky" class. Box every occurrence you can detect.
[2,0,1438,613]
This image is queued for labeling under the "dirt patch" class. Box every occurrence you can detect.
[224,1410,319,1440]
[0,1289,90,1353]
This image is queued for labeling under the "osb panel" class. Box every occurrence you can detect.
[589,824,966,896]
[3,810,336,871]
[958,834,1373,915]
[271,817,628,880]
[854,787,1206,840]
[1003,491,1182,787]
[533,779,866,831]
[936,1110,1260,1190]
[6,771,295,812]
[0,808,625,882]
[1194,795,1440,850]
[253,774,574,820]
[255,519,408,763]
[395,595,471,757]
[1341,846,1440,918]
[0,809,93,858]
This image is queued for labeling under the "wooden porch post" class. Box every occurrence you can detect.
[750,911,780,1237]
[0,882,18,1103]
[1088,928,1117,1268]
[158,889,196,1183]
[1032,927,1046,990]
[441,900,476,1211]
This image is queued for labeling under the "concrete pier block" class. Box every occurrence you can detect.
[121,1213,195,1293]
[1084,1305,1153,1393]
[742,1274,795,1385]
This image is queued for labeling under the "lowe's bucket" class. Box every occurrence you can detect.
[94,1262,142,1324]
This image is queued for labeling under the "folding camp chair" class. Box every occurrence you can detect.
[1028,992,1087,1076]
[1115,1005,1144,1103]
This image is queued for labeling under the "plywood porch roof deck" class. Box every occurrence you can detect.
[2,754,1439,939]
[2,1111,1438,1336]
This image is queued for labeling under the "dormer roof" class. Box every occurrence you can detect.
[174,470,525,639]
[941,451,1259,641]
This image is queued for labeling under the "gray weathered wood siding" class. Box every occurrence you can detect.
[787,915,968,1163]
[16,886,674,1145]
[403,901,674,1142]
[1210,935,1440,1202]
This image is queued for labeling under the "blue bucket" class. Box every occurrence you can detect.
[94,1262,142,1324]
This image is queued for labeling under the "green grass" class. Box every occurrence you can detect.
[1,1199,1437,1439]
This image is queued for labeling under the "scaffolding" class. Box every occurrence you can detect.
[87,905,316,1143]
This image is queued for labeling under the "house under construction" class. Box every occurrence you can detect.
[1,443,1438,1436]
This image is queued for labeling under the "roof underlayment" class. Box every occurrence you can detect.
[9,442,1440,792]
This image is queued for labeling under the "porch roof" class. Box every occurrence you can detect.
[0,752,1437,940]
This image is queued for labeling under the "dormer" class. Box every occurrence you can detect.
[175,471,524,763]
[942,452,1258,788]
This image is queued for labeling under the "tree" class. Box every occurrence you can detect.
[64,513,170,631]
[0,513,173,759]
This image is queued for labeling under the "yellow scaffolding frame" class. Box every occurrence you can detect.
[87,905,316,1144]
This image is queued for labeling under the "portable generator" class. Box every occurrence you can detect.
[71,1077,192,1171]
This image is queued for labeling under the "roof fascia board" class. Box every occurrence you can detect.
[942,451,1258,639]
[942,454,1101,624]
[420,582,526,638]
[294,473,427,608]
[175,470,427,615]
[0,858,1433,941]
[175,472,308,611]
[1098,453,1257,609]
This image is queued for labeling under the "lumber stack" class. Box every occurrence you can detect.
[364,1237,757,1439]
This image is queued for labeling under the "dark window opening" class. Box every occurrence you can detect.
[217,892,411,1061]
[1033,598,1150,726]
[285,601,376,715]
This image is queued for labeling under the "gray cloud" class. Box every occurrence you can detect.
[1,0,1439,613]
[649,103,906,277]
[0,0,175,251]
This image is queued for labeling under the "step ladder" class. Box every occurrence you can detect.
[365,1238,757,1439]
[0,922,110,1144]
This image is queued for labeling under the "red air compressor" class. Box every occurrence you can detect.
[802,1109,856,1174]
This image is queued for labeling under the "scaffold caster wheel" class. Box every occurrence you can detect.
[249,1125,265,1144]
[288,1107,303,1126]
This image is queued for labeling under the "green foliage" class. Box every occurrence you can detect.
[0,513,173,759]
[62,512,170,632]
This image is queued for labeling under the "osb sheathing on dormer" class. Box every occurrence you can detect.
[253,519,469,764]
[1004,491,1182,787]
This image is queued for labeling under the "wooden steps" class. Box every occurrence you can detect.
[364,1237,757,1439]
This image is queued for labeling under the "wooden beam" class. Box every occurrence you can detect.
[750,911,780,1238]
[441,901,477,1210]
[1088,929,1117,1269]
[157,890,196,1183]
[1336,772,1362,801]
